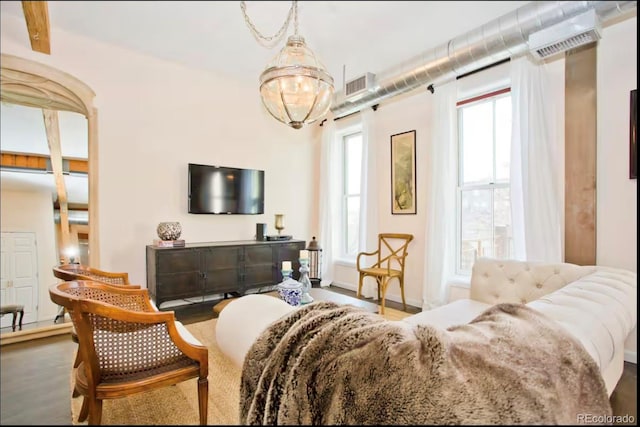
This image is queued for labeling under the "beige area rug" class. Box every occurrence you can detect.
[71,319,240,425]
[70,308,411,425]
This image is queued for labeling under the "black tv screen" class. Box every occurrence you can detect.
[188,163,264,214]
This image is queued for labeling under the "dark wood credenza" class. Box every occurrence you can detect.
[146,239,305,309]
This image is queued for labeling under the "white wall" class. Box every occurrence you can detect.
[1,15,315,293]
[0,189,59,322]
[597,16,637,273]
[597,15,638,362]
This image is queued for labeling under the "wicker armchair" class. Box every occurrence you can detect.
[49,280,209,425]
[52,264,140,371]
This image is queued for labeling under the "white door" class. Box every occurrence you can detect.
[1,232,39,329]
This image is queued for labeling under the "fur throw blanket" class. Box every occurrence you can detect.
[240,302,611,425]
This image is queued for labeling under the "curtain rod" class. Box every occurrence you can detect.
[319,104,379,127]
[456,57,510,81]
[427,58,512,95]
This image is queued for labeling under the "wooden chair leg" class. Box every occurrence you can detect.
[379,277,389,315]
[399,278,407,311]
[87,397,103,425]
[198,377,209,425]
[357,274,364,298]
[78,397,89,422]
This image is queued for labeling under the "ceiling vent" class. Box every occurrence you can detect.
[528,9,602,60]
[345,73,376,101]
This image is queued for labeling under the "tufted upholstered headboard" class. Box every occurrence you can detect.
[470,258,597,305]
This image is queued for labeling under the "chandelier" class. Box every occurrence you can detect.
[241,1,334,129]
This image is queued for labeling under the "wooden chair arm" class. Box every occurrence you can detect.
[357,250,380,270]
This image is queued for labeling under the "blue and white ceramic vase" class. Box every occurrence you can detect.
[277,277,303,306]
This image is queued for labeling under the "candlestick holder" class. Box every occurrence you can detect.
[281,268,292,281]
[298,259,314,304]
[274,214,285,236]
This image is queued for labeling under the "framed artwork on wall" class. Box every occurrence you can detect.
[390,130,417,214]
[630,89,637,180]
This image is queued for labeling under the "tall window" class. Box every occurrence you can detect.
[341,131,363,258]
[457,89,512,274]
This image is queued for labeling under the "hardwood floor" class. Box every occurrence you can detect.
[0,334,76,425]
[1,286,636,425]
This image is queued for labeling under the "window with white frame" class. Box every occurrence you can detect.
[341,131,363,259]
[457,88,513,274]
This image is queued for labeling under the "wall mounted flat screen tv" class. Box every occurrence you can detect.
[188,163,264,214]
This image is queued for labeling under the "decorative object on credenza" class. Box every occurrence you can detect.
[266,234,293,241]
[298,250,314,304]
[157,221,182,241]
[391,130,417,214]
[153,239,185,248]
[274,214,285,235]
[630,89,637,179]
[277,261,302,306]
[256,223,267,241]
[307,236,322,286]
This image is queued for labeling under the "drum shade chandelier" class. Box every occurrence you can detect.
[241,1,334,129]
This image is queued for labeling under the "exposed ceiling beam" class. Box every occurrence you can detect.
[0,151,88,174]
[21,1,51,54]
[42,109,71,257]
[0,152,47,171]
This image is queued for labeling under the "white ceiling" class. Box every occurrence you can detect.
[0,1,530,205]
[0,1,528,85]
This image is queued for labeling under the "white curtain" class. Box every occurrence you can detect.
[358,109,379,298]
[510,55,562,263]
[318,117,340,287]
[422,80,458,310]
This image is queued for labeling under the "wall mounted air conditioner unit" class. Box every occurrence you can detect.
[528,9,602,60]
[344,73,376,102]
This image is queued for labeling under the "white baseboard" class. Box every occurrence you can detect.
[330,281,422,309]
[624,350,637,364]
[0,322,72,346]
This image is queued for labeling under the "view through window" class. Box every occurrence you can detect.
[457,89,512,273]
[342,131,363,258]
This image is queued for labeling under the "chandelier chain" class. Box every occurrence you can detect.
[240,1,297,49]
[293,1,299,36]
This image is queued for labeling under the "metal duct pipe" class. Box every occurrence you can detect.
[54,210,89,225]
[330,1,637,118]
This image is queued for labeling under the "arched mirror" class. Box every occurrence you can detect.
[1,104,89,259]
[0,53,99,331]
